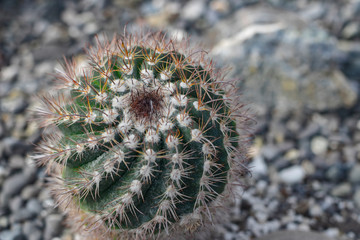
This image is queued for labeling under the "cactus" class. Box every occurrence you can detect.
[33,31,250,239]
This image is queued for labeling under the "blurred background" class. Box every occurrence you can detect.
[0,0,360,239]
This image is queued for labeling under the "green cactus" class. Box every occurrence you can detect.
[34,32,250,239]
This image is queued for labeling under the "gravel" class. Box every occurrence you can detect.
[0,0,359,240]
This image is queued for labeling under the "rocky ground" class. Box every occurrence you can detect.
[0,0,360,240]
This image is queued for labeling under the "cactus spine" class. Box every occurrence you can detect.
[34,31,250,239]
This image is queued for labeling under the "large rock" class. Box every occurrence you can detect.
[210,6,357,114]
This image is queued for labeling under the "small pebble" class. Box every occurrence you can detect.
[0,216,9,229]
[250,156,268,177]
[354,189,360,209]
[349,164,360,183]
[331,183,352,198]
[9,197,23,213]
[261,144,280,160]
[0,230,25,240]
[29,230,43,240]
[44,214,63,240]
[26,199,43,215]
[279,165,305,184]
[11,209,36,223]
[309,204,323,217]
[21,185,41,200]
[182,0,205,21]
[324,228,340,238]
[0,168,37,206]
[311,136,328,155]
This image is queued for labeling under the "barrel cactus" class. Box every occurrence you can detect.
[33,31,250,239]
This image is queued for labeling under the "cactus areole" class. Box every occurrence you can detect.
[34,31,250,239]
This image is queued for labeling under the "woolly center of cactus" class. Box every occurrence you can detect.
[129,88,164,123]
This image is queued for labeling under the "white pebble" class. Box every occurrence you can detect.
[279,165,305,184]
[309,204,323,217]
[249,156,267,177]
[324,228,340,238]
[311,136,328,155]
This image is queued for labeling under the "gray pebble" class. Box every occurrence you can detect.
[16,77,39,95]
[261,144,280,160]
[0,94,28,114]
[33,61,54,78]
[339,42,360,80]
[83,22,98,35]
[10,223,22,233]
[182,0,205,21]
[0,120,4,138]
[34,218,44,229]
[342,1,360,22]
[277,142,295,155]
[341,22,360,39]
[28,230,43,240]
[349,164,360,183]
[300,2,325,21]
[343,146,357,163]
[23,221,41,236]
[322,151,341,167]
[32,45,69,62]
[2,137,31,156]
[331,183,352,198]
[8,155,25,170]
[354,189,360,209]
[0,168,37,207]
[9,197,23,213]
[21,185,41,200]
[61,8,80,26]
[0,230,25,240]
[0,64,18,82]
[44,214,63,240]
[26,199,43,215]
[0,82,13,99]
[0,164,8,177]
[325,164,348,183]
[299,123,320,139]
[11,208,36,223]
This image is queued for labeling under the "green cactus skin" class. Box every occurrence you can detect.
[34,32,250,239]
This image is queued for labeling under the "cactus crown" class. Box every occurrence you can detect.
[34,31,249,239]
